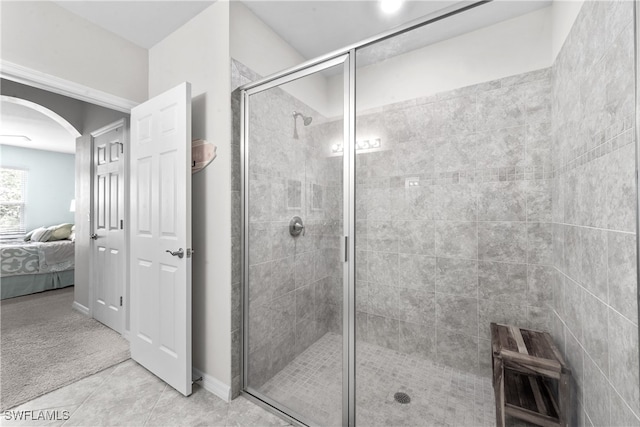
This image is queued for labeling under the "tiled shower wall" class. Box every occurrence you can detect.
[550,1,639,425]
[231,60,344,394]
[351,68,555,377]
[232,65,561,386]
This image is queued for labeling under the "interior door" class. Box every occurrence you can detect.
[91,120,126,333]
[129,82,192,396]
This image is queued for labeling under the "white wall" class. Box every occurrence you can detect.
[230,1,331,116]
[1,1,148,103]
[551,0,585,61]
[327,6,554,115]
[149,1,232,393]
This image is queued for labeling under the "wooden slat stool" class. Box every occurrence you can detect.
[490,323,571,427]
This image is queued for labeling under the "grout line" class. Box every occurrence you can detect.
[142,383,167,426]
[554,266,638,327]
[61,362,124,426]
[553,309,640,421]
[555,221,636,236]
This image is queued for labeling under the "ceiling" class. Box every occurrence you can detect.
[241,1,550,61]
[242,1,463,60]
[50,0,552,58]
[53,1,216,49]
[1,101,77,154]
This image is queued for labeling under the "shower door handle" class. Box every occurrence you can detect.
[344,236,348,262]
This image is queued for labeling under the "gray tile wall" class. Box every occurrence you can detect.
[351,68,555,377]
[231,60,344,396]
[549,1,639,425]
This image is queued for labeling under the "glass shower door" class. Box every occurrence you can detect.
[242,56,349,426]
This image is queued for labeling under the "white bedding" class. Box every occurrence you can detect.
[37,240,75,272]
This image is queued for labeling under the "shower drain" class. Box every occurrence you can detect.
[394,392,411,404]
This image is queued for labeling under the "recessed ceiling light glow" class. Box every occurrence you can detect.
[380,0,405,14]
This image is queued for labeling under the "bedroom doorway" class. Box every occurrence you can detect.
[90,119,127,334]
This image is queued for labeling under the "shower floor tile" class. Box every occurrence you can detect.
[259,333,496,426]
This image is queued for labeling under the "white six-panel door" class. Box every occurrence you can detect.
[92,121,126,333]
[130,82,192,396]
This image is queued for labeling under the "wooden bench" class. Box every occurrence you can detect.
[491,323,571,427]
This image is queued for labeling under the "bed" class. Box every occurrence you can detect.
[0,239,75,299]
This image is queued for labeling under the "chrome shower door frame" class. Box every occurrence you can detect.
[240,52,355,427]
[634,0,640,394]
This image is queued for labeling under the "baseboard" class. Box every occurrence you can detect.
[192,367,231,402]
[71,301,90,316]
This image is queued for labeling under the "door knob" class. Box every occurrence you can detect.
[90,233,98,240]
[166,248,184,259]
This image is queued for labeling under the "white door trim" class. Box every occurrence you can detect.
[0,60,138,113]
[89,118,129,334]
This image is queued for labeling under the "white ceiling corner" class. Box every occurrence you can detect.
[52,1,217,49]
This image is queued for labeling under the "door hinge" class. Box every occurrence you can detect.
[119,296,123,306]
[120,219,124,229]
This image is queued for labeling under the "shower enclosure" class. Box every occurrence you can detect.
[238,0,638,425]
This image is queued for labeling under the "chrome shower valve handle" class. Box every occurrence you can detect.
[289,216,305,236]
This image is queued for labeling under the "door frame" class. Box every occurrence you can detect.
[1,64,138,340]
[240,53,354,426]
[1,60,137,113]
[88,118,130,337]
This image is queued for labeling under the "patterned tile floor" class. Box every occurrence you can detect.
[260,333,497,426]
[4,360,290,427]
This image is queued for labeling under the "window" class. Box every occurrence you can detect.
[0,168,27,234]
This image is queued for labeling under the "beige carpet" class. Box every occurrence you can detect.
[0,287,130,410]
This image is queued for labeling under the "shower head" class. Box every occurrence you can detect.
[292,111,312,140]
[293,111,313,126]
